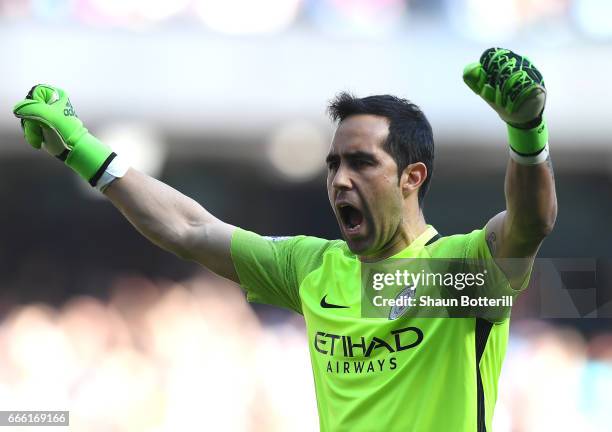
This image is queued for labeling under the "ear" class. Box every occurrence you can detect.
[399,162,427,198]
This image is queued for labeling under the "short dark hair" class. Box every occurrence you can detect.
[327,92,434,206]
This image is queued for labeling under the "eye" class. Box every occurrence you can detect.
[327,160,339,171]
[352,159,372,169]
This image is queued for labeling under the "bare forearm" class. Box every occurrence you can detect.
[103,169,237,280]
[103,168,218,257]
[504,157,557,245]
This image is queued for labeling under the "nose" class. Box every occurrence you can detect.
[331,164,352,191]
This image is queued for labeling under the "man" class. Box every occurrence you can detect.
[13,48,556,431]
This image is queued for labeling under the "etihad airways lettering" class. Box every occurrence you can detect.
[326,357,397,374]
[314,326,423,358]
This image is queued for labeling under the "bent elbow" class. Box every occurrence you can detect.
[156,223,198,261]
[532,206,558,239]
[538,218,556,238]
[171,220,212,262]
[512,207,557,244]
[542,203,558,237]
[172,229,199,261]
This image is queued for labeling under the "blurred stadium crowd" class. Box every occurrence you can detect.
[0,0,610,41]
[0,274,320,431]
[0,273,611,431]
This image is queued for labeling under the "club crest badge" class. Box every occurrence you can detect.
[388,284,415,320]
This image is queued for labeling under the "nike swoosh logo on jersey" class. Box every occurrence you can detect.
[320,295,349,309]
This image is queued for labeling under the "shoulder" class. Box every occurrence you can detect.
[232,228,348,262]
[275,236,350,282]
[424,229,486,259]
[264,234,346,255]
[289,236,350,264]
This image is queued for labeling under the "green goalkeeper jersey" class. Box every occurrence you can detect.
[231,226,527,432]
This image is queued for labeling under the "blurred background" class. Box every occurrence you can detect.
[0,0,611,430]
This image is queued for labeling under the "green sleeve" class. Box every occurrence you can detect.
[463,228,531,321]
[230,228,333,315]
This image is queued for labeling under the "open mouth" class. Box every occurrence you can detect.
[338,204,364,234]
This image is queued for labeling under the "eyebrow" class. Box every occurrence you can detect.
[325,150,377,164]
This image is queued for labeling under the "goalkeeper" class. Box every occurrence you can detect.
[13,48,556,431]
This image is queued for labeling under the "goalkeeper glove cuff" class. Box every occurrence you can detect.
[95,154,130,192]
[507,119,549,165]
[64,132,115,184]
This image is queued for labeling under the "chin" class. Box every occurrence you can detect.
[344,237,373,256]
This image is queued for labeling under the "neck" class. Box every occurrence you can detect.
[359,207,428,263]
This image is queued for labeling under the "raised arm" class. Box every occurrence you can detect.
[104,169,238,281]
[463,48,558,287]
[13,84,239,282]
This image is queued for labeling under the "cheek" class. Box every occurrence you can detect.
[373,170,400,198]
[367,177,403,220]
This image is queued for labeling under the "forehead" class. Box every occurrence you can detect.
[330,114,389,154]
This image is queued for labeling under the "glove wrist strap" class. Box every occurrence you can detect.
[65,133,114,183]
[509,142,549,165]
[96,155,130,192]
[506,119,548,156]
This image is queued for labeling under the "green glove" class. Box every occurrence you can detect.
[13,84,115,185]
[463,48,548,156]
